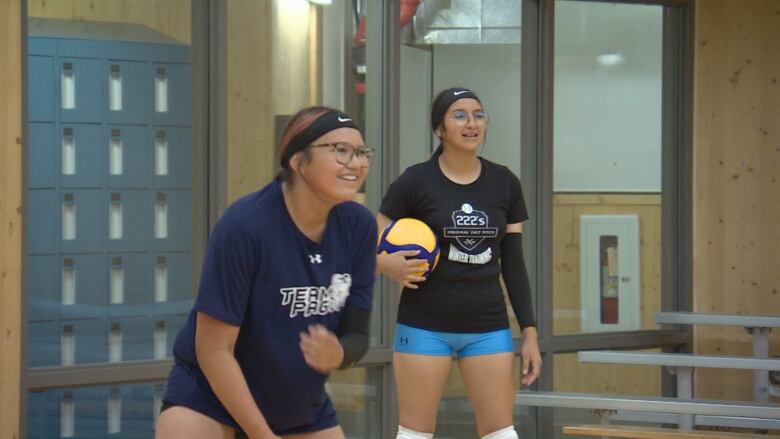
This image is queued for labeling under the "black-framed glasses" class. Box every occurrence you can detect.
[448,110,488,126]
[310,142,375,166]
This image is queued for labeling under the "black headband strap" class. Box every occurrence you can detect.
[281,110,359,168]
[430,87,481,132]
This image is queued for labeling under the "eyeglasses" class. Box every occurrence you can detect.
[448,110,488,126]
[310,142,375,166]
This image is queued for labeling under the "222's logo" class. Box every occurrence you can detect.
[443,203,498,251]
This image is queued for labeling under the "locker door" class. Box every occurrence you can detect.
[28,123,57,189]
[60,189,105,254]
[28,321,59,367]
[72,387,109,438]
[107,126,151,189]
[28,55,55,122]
[118,384,155,439]
[28,255,59,322]
[108,318,152,362]
[59,254,107,319]
[60,319,108,365]
[107,254,153,318]
[27,390,60,439]
[151,63,192,126]
[151,253,193,315]
[152,127,191,189]
[59,57,104,123]
[28,189,58,255]
[107,190,152,253]
[59,124,105,189]
[151,190,191,252]
[107,60,151,125]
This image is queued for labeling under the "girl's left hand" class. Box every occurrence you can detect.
[299,324,343,374]
[520,328,542,386]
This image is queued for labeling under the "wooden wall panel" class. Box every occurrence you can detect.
[0,1,23,437]
[28,0,191,43]
[693,0,780,401]
[226,0,275,202]
[552,194,662,335]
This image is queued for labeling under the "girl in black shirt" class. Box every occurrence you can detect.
[377,88,542,439]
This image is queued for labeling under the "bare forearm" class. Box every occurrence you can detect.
[199,349,276,438]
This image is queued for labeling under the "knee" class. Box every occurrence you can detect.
[397,425,434,439]
[481,426,519,439]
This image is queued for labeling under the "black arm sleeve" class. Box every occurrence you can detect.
[501,233,537,330]
[336,303,371,369]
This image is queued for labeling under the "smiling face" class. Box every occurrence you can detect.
[290,127,369,205]
[435,98,486,154]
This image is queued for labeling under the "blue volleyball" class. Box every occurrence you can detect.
[377,218,440,277]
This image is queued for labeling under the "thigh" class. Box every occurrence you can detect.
[393,352,453,433]
[458,353,516,437]
[283,425,345,439]
[155,406,235,439]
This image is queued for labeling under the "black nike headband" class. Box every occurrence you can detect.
[430,87,481,132]
[280,109,359,169]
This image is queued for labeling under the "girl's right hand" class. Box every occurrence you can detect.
[377,250,429,289]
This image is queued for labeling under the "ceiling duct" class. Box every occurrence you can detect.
[403,0,522,45]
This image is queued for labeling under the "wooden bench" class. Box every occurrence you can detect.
[563,424,778,438]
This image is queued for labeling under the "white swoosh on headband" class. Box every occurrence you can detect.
[453,90,468,95]
[338,116,352,122]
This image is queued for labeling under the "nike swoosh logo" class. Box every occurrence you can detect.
[338,116,352,122]
[453,90,468,95]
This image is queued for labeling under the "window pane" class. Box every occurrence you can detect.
[27,381,166,438]
[328,367,383,438]
[26,1,199,366]
[553,1,663,335]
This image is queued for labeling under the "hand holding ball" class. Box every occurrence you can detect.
[377,218,440,278]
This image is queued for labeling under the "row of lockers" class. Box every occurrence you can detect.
[29,316,187,368]
[29,123,192,190]
[28,383,165,439]
[28,189,192,255]
[29,252,193,322]
[29,37,191,126]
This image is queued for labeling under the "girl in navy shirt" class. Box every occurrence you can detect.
[156,107,377,439]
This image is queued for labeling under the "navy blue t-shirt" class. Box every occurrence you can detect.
[164,179,377,432]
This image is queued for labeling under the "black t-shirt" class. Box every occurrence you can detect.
[380,156,529,332]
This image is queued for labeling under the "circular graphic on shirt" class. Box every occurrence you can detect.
[461,203,474,214]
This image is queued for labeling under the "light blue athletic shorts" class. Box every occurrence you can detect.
[394,323,513,357]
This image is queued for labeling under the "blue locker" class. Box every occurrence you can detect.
[60,189,105,254]
[150,253,193,315]
[151,190,191,252]
[59,124,105,189]
[107,254,153,318]
[59,254,107,319]
[28,321,59,367]
[28,255,59,322]
[28,55,55,122]
[151,63,192,126]
[154,314,188,358]
[27,189,58,255]
[152,127,191,189]
[27,390,60,439]
[72,387,109,438]
[59,57,104,123]
[109,318,153,362]
[106,190,152,253]
[116,384,155,438]
[107,126,151,189]
[28,123,57,188]
[106,60,151,125]
[61,319,108,365]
